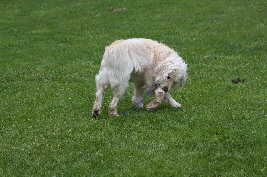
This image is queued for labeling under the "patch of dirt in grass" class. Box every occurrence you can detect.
[45,77,53,81]
[204,55,219,59]
[243,32,253,35]
[232,77,246,84]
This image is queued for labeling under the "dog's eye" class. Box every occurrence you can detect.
[167,76,171,79]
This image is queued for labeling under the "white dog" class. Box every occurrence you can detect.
[92,38,187,117]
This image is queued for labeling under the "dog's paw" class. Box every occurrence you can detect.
[135,103,143,108]
[132,99,144,108]
[92,110,100,118]
[110,108,119,116]
[174,103,182,108]
[110,112,119,116]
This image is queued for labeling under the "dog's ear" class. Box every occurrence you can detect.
[155,76,163,85]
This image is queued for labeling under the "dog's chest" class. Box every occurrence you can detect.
[130,71,155,87]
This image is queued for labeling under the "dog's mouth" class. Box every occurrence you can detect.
[162,86,169,92]
[156,83,169,92]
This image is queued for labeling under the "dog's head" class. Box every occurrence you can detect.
[155,68,187,92]
[155,70,177,92]
[154,55,187,92]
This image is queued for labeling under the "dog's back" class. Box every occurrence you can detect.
[102,38,150,81]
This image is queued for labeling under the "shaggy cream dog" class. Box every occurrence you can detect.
[92,38,187,117]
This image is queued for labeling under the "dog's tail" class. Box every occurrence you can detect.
[103,38,150,81]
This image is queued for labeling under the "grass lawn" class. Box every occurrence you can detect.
[1,0,266,176]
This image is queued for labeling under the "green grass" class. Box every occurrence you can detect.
[1,0,266,176]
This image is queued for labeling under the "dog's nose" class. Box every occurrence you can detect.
[162,86,168,92]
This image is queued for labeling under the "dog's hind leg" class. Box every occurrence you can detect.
[92,87,104,118]
[92,70,109,118]
[109,80,129,116]
[109,92,123,116]
[164,92,182,108]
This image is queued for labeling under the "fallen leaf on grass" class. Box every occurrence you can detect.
[244,32,253,35]
[232,77,246,84]
[45,77,53,81]
[108,8,127,12]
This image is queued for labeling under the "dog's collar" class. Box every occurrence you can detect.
[155,83,160,87]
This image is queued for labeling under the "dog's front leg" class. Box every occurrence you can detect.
[145,87,165,111]
[164,92,182,108]
[109,97,119,116]
[132,85,145,108]
[109,91,125,116]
